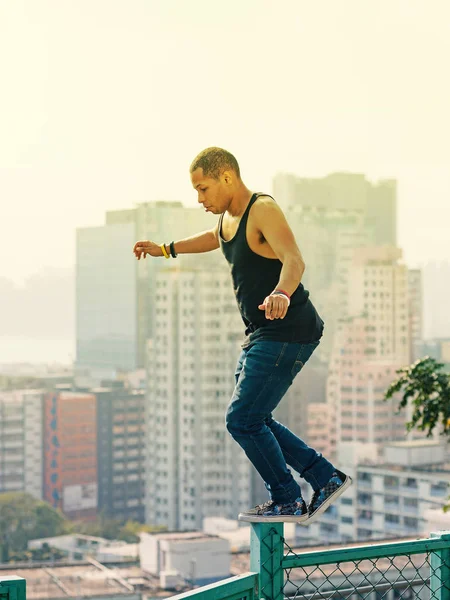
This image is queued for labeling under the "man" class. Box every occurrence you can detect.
[133,147,352,523]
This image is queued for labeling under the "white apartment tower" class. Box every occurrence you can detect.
[407,269,423,363]
[0,390,44,499]
[347,246,410,365]
[324,246,411,459]
[145,264,252,531]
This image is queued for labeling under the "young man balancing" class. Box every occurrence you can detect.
[133,147,352,524]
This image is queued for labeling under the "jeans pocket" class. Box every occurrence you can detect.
[245,342,288,373]
[290,341,320,378]
[290,359,304,378]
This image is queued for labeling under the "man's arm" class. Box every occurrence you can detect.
[173,222,220,254]
[253,196,305,319]
[133,222,220,259]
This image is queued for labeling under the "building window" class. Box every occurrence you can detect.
[385,514,400,524]
[341,516,353,524]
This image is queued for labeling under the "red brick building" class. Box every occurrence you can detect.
[44,391,97,520]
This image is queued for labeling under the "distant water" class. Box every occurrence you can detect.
[0,336,74,364]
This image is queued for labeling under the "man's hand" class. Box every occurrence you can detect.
[133,240,164,260]
[258,293,289,320]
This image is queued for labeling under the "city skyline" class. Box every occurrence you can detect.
[2,1,450,287]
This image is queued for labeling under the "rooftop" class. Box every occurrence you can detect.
[386,440,443,448]
[143,531,219,542]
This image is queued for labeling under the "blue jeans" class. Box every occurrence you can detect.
[225,339,335,504]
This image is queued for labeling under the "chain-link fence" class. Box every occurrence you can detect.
[265,525,450,600]
[166,525,450,600]
[282,540,449,599]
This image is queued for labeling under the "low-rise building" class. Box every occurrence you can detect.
[28,534,137,563]
[297,440,450,544]
[140,530,230,588]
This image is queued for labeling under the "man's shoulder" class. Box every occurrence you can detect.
[255,193,276,204]
[252,194,279,212]
[251,194,284,218]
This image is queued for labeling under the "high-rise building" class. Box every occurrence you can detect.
[0,390,43,499]
[96,386,146,523]
[273,172,396,247]
[75,201,216,387]
[423,260,450,340]
[145,265,252,531]
[407,269,423,363]
[273,172,396,362]
[44,391,97,520]
[323,246,411,459]
[347,246,410,364]
[75,222,138,386]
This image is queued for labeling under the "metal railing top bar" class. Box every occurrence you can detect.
[0,577,26,600]
[171,572,257,600]
[282,534,450,569]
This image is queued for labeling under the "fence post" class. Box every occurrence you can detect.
[430,531,450,600]
[250,523,284,600]
[0,577,26,600]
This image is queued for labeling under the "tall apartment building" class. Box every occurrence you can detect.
[96,386,146,523]
[407,269,423,362]
[75,201,215,387]
[342,245,409,436]
[44,391,97,520]
[317,246,411,460]
[273,172,395,361]
[273,172,397,248]
[423,260,450,340]
[346,246,410,364]
[145,264,252,531]
[0,390,43,499]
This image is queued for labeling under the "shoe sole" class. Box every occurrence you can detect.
[301,475,353,526]
[238,512,309,523]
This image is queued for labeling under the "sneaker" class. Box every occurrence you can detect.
[238,496,308,523]
[304,469,352,525]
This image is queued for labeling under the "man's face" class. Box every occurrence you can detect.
[190,168,231,214]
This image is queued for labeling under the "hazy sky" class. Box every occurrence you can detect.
[1,0,449,287]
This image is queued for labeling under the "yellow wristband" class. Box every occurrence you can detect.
[160,243,170,259]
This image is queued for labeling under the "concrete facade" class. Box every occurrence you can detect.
[0,390,44,499]
[145,266,252,531]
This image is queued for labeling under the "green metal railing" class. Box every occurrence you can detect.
[0,577,26,600]
[172,526,450,600]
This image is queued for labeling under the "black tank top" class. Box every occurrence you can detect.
[219,193,324,348]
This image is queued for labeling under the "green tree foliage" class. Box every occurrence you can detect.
[385,356,450,511]
[117,520,166,543]
[384,357,450,437]
[8,543,67,564]
[69,511,166,542]
[0,495,167,564]
[0,493,68,562]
